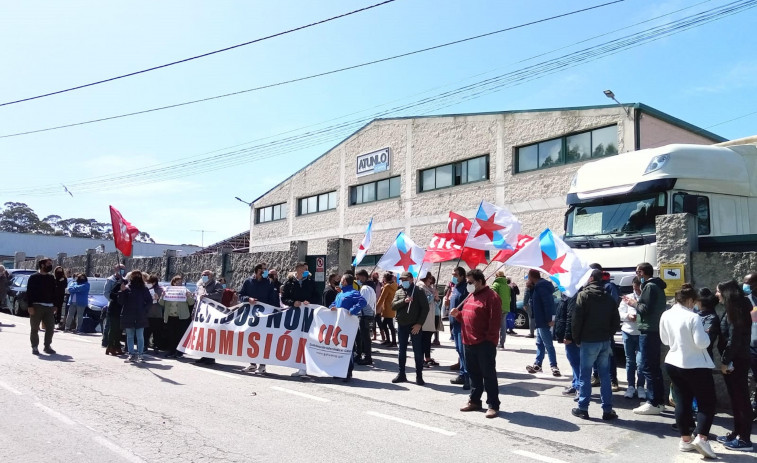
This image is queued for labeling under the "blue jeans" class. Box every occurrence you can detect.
[450,318,468,379]
[125,327,145,356]
[622,332,645,389]
[578,340,613,412]
[639,331,664,406]
[565,342,581,390]
[534,327,557,367]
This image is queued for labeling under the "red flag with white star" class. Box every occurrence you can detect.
[109,205,140,257]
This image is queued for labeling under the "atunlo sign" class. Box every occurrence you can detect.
[356,147,390,177]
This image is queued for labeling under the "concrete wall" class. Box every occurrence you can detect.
[639,114,717,149]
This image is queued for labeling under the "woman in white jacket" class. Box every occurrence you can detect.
[660,284,716,459]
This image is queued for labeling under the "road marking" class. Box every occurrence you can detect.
[366,411,456,436]
[34,403,76,426]
[0,381,22,395]
[271,386,330,403]
[512,449,570,463]
[199,368,240,380]
[92,435,147,463]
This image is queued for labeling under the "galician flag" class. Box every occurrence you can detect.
[376,232,426,278]
[464,201,522,251]
[352,218,373,266]
[505,228,591,297]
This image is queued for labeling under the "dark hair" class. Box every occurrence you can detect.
[637,262,654,277]
[466,269,486,284]
[454,266,466,278]
[171,275,183,285]
[383,272,394,283]
[589,263,603,271]
[343,274,355,287]
[674,283,698,304]
[54,266,65,278]
[37,258,51,270]
[632,276,641,286]
[129,270,146,289]
[589,269,604,283]
[76,273,88,283]
[148,274,159,284]
[343,269,355,276]
[528,269,541,280]
[253,263,266,274]
[697,287,718,312]
[717,280,751,329]
[327,273,338,284]
[356,269,369,278]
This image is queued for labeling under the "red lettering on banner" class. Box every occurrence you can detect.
[247,332,260,358]
[325,325,334,346]
[237,332,244,356]
[219,330,234,355]
[263,333,273,359]
[276,331,293,361]
[182,327,197,348]
[332,326,342,346]
[195,328,205,351]
[206,329,217,353]
[318,325,327,343]
[296,337,307,364]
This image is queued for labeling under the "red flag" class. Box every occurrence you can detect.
[423,211,487,267]
[109,205,140,256]
[491,234,534,262]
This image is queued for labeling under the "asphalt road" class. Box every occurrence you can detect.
[0,312,752,463]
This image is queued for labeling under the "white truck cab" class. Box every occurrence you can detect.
[564,138,757,290]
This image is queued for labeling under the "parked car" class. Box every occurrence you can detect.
[8,274,32,316]
[8,269,36,277]
[512,289,562,331]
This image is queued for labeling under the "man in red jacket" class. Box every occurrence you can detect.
[450,268,502,418]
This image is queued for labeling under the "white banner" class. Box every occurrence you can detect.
[178,299,359,377]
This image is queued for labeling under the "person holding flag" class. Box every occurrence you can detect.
[391,272,429,386]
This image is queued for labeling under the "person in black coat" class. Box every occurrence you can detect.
[118,271,153,363]
[281,262,320,308]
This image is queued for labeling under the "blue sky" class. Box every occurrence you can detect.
[1,0,755,246]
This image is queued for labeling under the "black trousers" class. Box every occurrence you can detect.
[724,358,753,441]
[465,341,500,409]
[146,317,165,350]
[107,316,122,348]
[397,324,423,376]
[665,363,716,437]
[422,331,433,358]
[381,317,396,343]
[357,316,374,360]
[165,317,191,354]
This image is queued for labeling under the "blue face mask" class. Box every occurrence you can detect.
[302,271,310,279]
[357,280,363,288]
[401,281,411,290]
[262,270,269,278]
[201,275,209,284]
[119,269,126,276]
[452,276,458,285]
[639,277,645,285]
[743,283,752,295]
[221,284,227,289]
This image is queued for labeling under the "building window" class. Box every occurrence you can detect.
[350,176,401,205]
[516,125,618,173]
[255,203,288,224]
[419,155,489,192]
[298,191,337,215]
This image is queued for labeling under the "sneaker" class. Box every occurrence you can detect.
[43,346,56,355]
[571,408,589,419]
[460,401,482,412]
[526,364,542,374]
[602,410,618,421]
[611,380,620,392]
[591,376,600,387]
[624,386,637,399]
[716,434,735,444]
[633,403,664,415]
[450,375,466,385]
[526,333,535,338]
[391,374,408,384]
[32,347,40,355]
[137,355,145,363]
[124,355,135,363]
[257,365,267,375]
[692,435,716,458]
[242,364,258,373]
[637,386,646,400]
[551,366,561,377]
[291,369,307,377]
[562,386,577,396]
[485,408,499,419]
[723,439,754,451]
[679,439,696,452]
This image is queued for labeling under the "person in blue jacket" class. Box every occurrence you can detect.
[66,274,90,333]
[240,262,280,375]
[525,269,561,377]
[330,274,366,382]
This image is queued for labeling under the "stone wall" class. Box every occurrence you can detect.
[692,252,757,293]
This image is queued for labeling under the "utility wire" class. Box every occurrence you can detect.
[4,0,754,197]
[0,0,625,139]
[0,0,398,107]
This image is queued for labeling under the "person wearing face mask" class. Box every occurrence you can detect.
[282,262,320,378]
[618,277,646,400]
[194,270,225,365]
[390,271,429,386]
[329,274,367,382]
[448,266,470,389]
[525,269,561,377]
[625,262,667,415]
[144,274,164,353]
[659,284,717,458]
[450,269,502,419]
[103,264,126,347]
[52,266,67,329]
[118,270,153,363]
[26,258,58,355]
[268,269,282,295]
[65,273,90,333]
[742,272,757,421]
[239,263,279,374]
[355,269,377,366]
[323,274,340,308]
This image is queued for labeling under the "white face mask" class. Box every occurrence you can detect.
[147,284,154,289]
[466,283,476,294]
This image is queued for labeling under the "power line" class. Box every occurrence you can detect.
[0,0,626,140]
[0,0,398,108]
[4,0,754,197]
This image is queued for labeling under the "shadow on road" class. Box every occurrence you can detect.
[36,353,74,362]
[145,367,182,385]
[503,410,581,431]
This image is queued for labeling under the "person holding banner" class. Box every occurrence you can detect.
[391,271,430,386]
[239,262,280,374]
[282,262,320,378]
[160,276,195,358]
[195,270,225,365]
[330,274,367,382]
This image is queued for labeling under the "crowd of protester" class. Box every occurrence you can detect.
[16,256,757,456]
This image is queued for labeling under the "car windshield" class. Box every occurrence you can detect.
[14,276,29,286]
[88,280,107,295]
[566,192,666,237]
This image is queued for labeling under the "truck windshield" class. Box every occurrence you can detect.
[566,192,666,237]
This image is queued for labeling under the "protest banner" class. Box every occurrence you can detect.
[178,298,359,377]
[163,286,188,302]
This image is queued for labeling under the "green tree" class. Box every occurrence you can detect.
[0,202,43,233]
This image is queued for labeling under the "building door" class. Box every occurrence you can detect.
[305,255,326,302]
